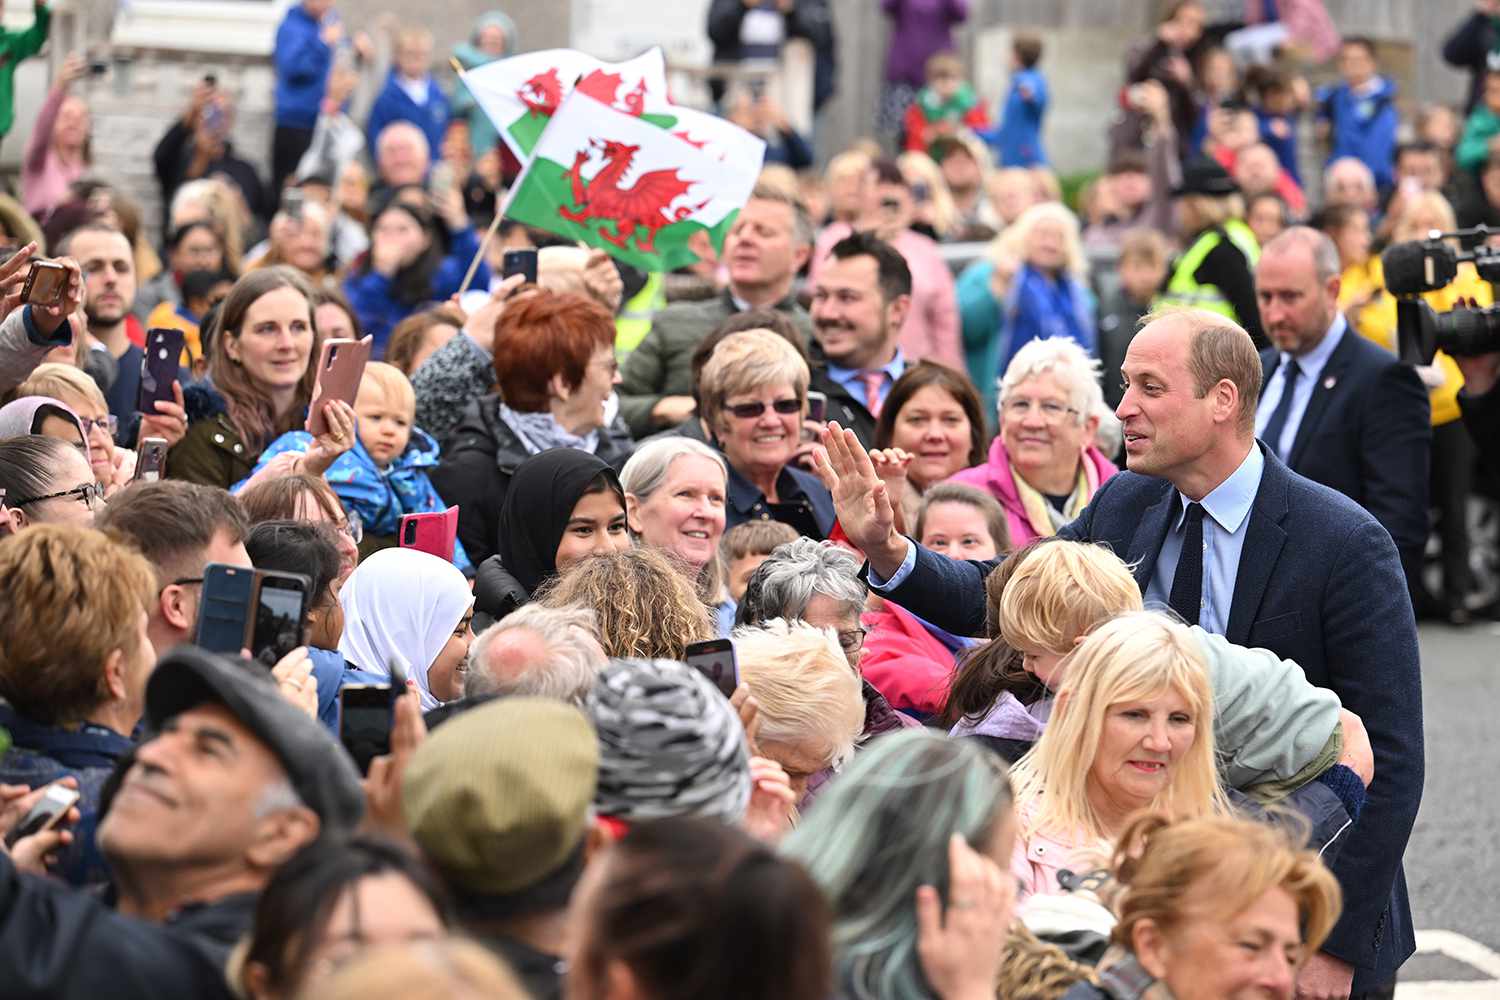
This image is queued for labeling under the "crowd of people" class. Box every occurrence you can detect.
[0,0,1497,997]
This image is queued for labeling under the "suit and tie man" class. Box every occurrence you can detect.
[1254,226,1432,593]
[819,307,1424,999]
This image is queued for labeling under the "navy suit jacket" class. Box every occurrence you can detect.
[886,446,1424,986]
[1260,331,1431,575]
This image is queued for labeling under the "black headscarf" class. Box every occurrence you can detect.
[497,449,625,596]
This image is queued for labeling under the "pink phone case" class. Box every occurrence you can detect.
[308,337,372,437]
[399,506,459,563]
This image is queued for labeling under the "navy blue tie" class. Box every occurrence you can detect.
[1168,501,1205,627]
[1261,359,1302,461]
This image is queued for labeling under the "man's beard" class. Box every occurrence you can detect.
[85,304,126,327]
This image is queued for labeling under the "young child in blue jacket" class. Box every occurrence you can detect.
[1316,36,1399,193]
[248,361,472,573]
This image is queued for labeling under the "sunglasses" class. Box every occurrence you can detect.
[726,398,802,420]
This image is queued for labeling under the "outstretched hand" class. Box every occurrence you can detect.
[812,423,907,579]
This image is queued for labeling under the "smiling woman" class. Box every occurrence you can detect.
[1006,611,1230,907]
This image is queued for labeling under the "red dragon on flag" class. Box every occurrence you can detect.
[576,71,647,116]
[517,68,564,118]
[559,138,703,254]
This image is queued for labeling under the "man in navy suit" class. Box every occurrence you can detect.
[817,308,1423,998]
[1254,226,1431,592]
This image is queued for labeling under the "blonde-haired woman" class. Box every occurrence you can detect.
[896,150,959,241]
[14,362,131,493]
[1155,157,1264,345]
[621,436,735,635]
[733,618,865,804]
[1068,812,1342,1000]
[1008,611,1229,904]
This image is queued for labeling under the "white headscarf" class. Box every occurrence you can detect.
[338,548,474,710]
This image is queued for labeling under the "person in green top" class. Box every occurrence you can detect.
[0,1,51,144]
[1456,68,1500,173]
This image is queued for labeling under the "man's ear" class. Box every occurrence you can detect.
[886,293,912,332]
[247,807,320,872]
[160,584,194,634]
[792,241,812,274]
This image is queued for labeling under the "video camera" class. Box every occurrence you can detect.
[1381,228,1500,365]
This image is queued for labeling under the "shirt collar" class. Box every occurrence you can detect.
[1280,313,1345,385]
[725,457,805,514]
[1174,443,1264,535]
[827,348,906,383]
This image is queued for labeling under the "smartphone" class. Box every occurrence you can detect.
[430,161,455,201]
[4,784,80,847]
[307,336,372,437]
[250,571,311,668]
[88,60,109,78]
[399,505,459,563]
[502,248,538,284]
[138,327,185,414]
[194,563,257,655]
[339,659,407,775]
[202,101,225,137]
[133,436,168,483]
[20,259,68,306]
[683,638,739,700]
[283,187,305,221]
[806,390,828,425]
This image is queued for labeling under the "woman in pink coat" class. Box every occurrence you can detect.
[949,336,1117,546]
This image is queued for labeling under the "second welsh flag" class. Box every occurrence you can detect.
[506,90,766,272]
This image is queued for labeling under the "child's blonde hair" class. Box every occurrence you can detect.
[357,361,416,420]
[999,540,1142,654]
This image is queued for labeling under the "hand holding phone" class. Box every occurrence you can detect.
[339,658,408,775]
[194,565,310,668]
[133,436,168,483]
[138,327,185,414]
[20,260,68,307]
[683,638,739,700]
[502,248,538,285]
[4,783,81,848]
[307,337,372,437]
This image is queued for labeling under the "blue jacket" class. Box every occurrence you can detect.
[1317,76,1399,191]
[366,70,450,157]
[989,67,1048,167]
[1255,107,1302,186]
[881,445,1423,989]
[0,704,133,888]
[247,427,473,573]
[998,264,1095,380]
[342,225,488,355]
[273,3,332,129]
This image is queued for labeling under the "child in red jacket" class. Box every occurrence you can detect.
[903,51,989,157]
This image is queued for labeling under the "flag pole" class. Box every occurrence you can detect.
[450,56,508,298]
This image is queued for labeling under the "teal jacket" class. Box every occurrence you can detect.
[0,3,49,137]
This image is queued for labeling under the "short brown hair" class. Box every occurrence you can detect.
[1118,227,1171,268]
[719,520,800,563]
[237,472,345,525]
[1139,308,1262,434]
[914,483,1010,554]
[0,524,156,725]
[1013,33,1044,69]
[385,304,463,376]
[748,183,815,248]
[492,289,614,413]
[96,480,249,586]
[874,361,987,468]
[699,330,810,434]
[924,50,965,83]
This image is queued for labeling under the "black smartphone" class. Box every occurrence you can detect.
[339,684,392,775]
[806,390,827,425]
[133,436,168,483]
[250,571,310,668]
[502,248,538,284]
[194,563,256,655]
[138,328,184,414]
[4,784,80,847]
[683,638,739,700]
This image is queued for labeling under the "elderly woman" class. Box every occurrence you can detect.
[538,547,713,662]
[1008,611,1229,905]
[782,729,1017,1000]
[950,336,1117,546]
[732,618,865,803]
[1067,813,1341,1000]
[622,437,735,634]
[428,288,634,564]
[700,328,834,539]
[0,434,103,529]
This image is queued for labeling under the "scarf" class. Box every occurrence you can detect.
[497,449,624,596]
[1010,454,1100,539]
[1090,946,1177,1000]
[498,401,599,457]
[337,547,474,710]
[917,81,980,123]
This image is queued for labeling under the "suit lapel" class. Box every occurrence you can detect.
[1226,448,1291,644]
[1126,486,1177,592]
[1286,330,1355,468]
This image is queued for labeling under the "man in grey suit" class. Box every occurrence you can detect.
[819,308,1424,999]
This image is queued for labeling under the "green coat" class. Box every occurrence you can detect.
[0,4,49,138]
[616,290,813,438]
[167,412,255,490]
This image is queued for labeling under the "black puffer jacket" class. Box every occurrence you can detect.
[472,555,530,632]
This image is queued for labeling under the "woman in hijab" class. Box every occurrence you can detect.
[0,395,90,457]
[338,548,476,711]
[472,449,632,630]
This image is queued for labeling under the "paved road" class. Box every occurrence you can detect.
[1396,622,1500,996]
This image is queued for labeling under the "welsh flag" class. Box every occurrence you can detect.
[504,90,766,272]
[456,48,669,160]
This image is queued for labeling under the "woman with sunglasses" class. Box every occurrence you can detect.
[0,433,105,530]
[698,329,834,539]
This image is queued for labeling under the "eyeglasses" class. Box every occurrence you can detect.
[1001,398,1080,423]
[339,509,364,545]
[837,628,868,655]
[725,398,802,420]
[10,480,106,510]
[79,415,118,437]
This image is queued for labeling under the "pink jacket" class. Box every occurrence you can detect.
[21,86,86,221]
[948,437,1119,547]
[860,599,961,716]
[1011,802,1109,904]
[811,223,963,370]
